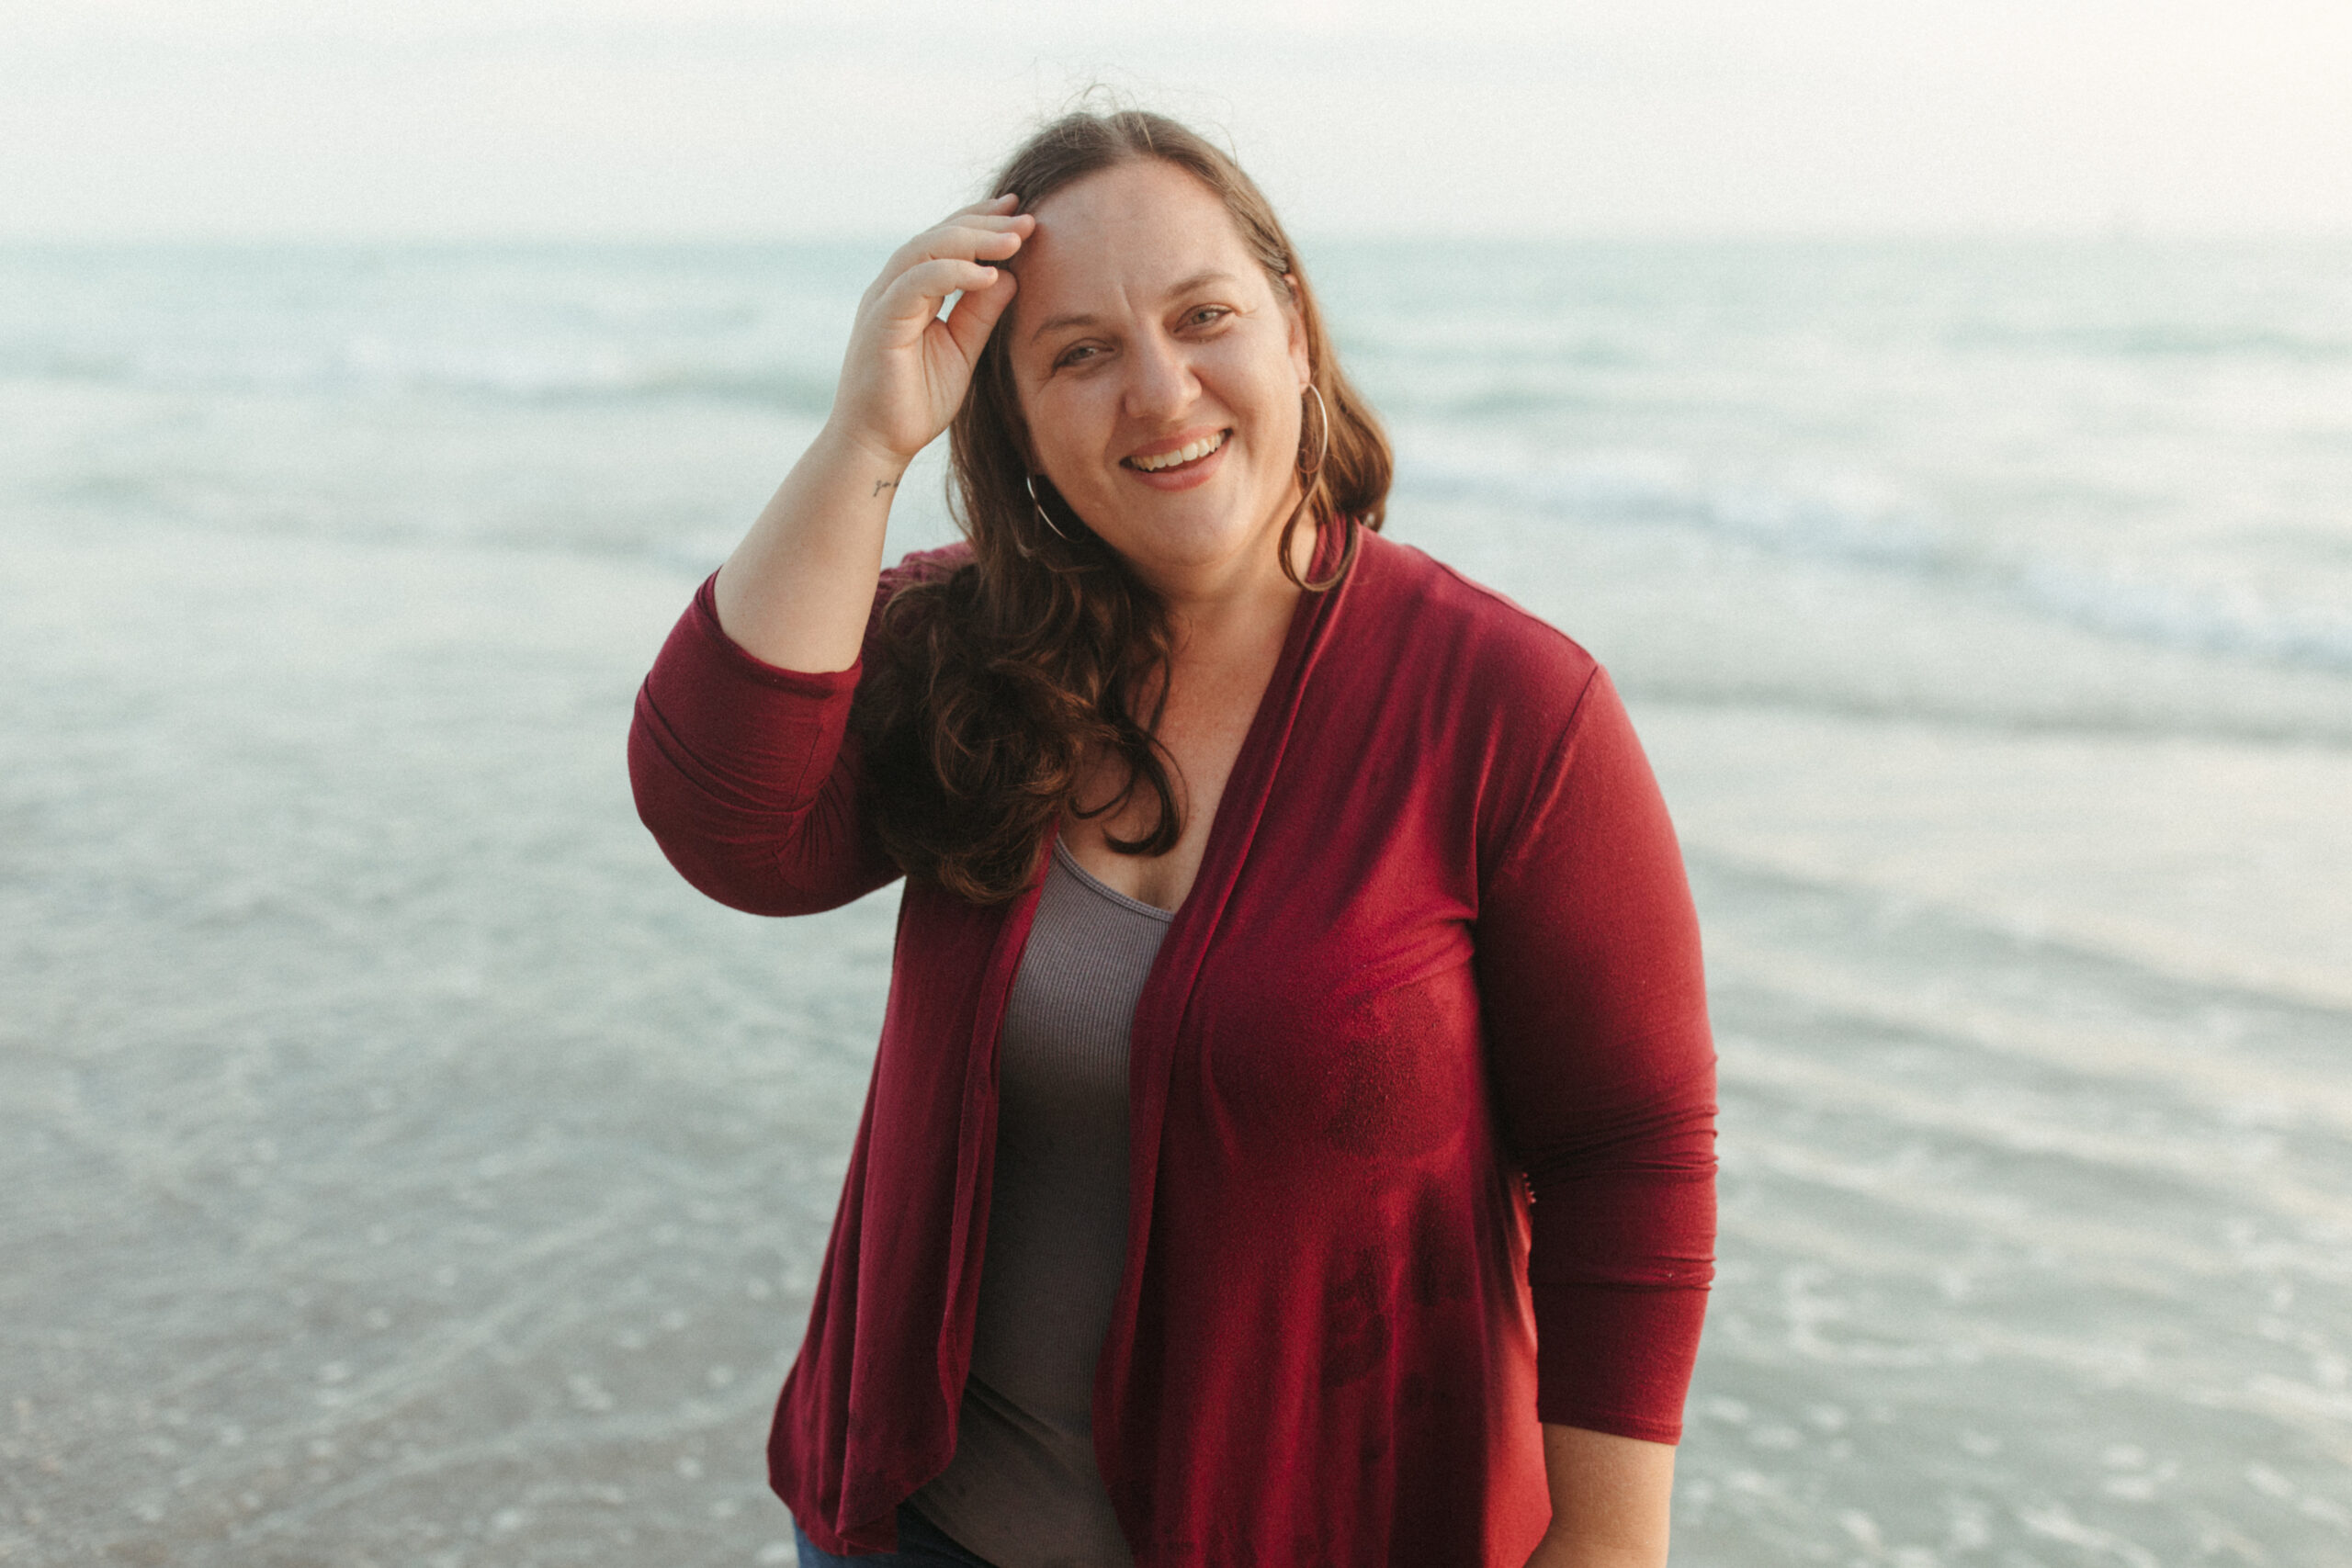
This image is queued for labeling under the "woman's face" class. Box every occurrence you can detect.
[1006,160,1311,595]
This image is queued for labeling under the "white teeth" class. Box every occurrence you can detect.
[1133,431,1225,471]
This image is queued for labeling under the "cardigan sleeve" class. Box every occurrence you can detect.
[628,565,924,916]
[1473,666,1717,1444]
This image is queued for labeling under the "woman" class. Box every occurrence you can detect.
[629,109,1716,1568]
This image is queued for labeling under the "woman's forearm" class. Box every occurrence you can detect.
[1524,1424,1676,1568]
[711,197,1031,674]
[712,422,904,674]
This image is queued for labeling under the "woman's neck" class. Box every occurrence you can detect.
[1152,507,1319,678]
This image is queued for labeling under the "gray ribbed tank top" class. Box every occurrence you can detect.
[909,838,1168,1568]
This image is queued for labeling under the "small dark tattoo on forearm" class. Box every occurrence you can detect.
[871,479,898,497]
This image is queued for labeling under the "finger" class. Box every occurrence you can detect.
[863,226,1012,312]
[875,257,1002,334]
[890,220,1028,274]
[874,232,1020,305]
[957,193,1023,220]
[937,211,1030,233]
[915,209,1034,249]
[939,265,1017,365]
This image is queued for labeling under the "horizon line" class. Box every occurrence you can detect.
[6,223,2351,250]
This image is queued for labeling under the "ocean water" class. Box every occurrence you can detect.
[3,239,2348,1565]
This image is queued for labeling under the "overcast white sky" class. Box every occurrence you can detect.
[6,0,2349,241]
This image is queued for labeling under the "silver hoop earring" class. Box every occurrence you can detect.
[1298,383,1330,476]
[1025,473,1074,542]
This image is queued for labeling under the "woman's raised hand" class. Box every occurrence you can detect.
[711,196,1033,672]
[828,195,1034,467]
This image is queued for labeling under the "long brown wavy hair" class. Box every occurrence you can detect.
[853,108,1393,905]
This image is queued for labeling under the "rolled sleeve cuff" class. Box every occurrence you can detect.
[1531,1280,1712,1445]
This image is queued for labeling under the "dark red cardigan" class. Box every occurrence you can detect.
[628,526,1716,1567]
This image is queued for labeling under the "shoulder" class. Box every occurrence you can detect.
[857,541,975,650]
[1339,533,1667,886]
[1342,528,1602,738]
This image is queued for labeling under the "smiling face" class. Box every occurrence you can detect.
[1006,159,1312,598]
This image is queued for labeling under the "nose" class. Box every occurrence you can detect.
[1122,324,1197,423]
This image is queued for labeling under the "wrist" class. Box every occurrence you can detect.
[814,416,920,480]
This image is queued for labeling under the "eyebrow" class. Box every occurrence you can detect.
[1027,269,1241,343]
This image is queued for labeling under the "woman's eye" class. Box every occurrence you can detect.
[1185,307,1231,329]
[1056,344,1102,368]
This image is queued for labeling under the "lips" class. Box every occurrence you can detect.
[1123,429,1229,473]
